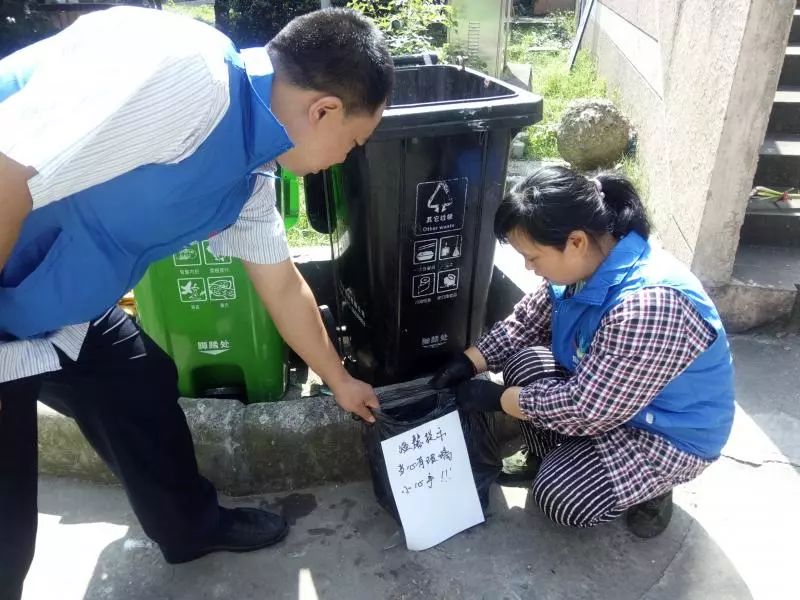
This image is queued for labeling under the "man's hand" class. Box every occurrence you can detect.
[0,153,35,272]
[329,375,379,423]
[245,259,379,422]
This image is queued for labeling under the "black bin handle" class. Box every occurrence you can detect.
[392,53,439,67]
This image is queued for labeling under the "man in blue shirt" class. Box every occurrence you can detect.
[0,7,393,596]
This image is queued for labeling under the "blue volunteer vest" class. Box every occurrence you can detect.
[0,22,292,339]
[549,232,735,460]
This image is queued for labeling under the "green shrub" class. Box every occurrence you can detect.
[346,0,451,55]
[164,0,215,26]
[0,0,57,59]
[214,0,321,47]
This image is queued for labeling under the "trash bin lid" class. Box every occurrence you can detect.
[373,64,543,139]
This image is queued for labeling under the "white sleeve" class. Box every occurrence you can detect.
[0,8,230,209]
[208,174,291,265]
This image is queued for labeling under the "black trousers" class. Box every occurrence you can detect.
[0,308,220,600]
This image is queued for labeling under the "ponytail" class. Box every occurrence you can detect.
[593,172,651,240]
[494,165,651,248]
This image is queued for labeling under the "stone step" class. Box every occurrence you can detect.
[767,87,800,134]
[779,46,800,87]
[731,244,800,292]
[742,194,800,248]
[753,134,800,189]
[711,244,800,332]
[750,133,800,245]
[740,214,800,247]
[791,9,800,44]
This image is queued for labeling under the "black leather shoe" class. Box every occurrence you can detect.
[626,490,673,539]
[161,507,289,564]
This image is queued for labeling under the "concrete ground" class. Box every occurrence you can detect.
[20,330,800,600]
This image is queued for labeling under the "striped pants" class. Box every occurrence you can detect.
[503,347,625,528]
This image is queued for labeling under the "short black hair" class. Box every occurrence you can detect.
[495,165,651,249]
[267,8,394,115]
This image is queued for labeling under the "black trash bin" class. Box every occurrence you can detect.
[306,64,542,385]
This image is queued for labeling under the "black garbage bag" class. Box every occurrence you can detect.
[362,379,502,523]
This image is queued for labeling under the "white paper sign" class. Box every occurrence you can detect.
[381,410,485,551]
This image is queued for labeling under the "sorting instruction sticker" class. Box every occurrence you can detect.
[436,269,460,294]
[178,278,207,303]
[413,239,438,264]
[412,274,436,298]
[438,235,462,261]
[202,240,232,265]
[207,276,237,301]
[415,178,467,235]
[173,242,202,267]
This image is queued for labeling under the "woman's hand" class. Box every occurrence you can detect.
[429,347,488,389]
[455,381,526,419]
[429,353,477,389]
[454,380,505,412]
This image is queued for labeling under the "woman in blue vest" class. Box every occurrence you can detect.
[431,165,735,538]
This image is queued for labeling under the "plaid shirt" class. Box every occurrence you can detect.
[476,282,717,506]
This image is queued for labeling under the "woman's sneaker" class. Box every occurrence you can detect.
[626,490,673,538]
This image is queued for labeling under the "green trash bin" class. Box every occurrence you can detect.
[134,170,300,403]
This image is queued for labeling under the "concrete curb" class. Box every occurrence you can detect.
[38,396,368,495]
[38,395,520,495]
[38,404,118,485]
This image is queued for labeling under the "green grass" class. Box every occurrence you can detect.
[286,180,331,248]
[286,200,331,248]
[506,11,577,61]
[163,1,215,25]
[526,50,608,159]
[619,153,648,198]
[505,13,609,160]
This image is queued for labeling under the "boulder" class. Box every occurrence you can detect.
[556,98,631,170]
